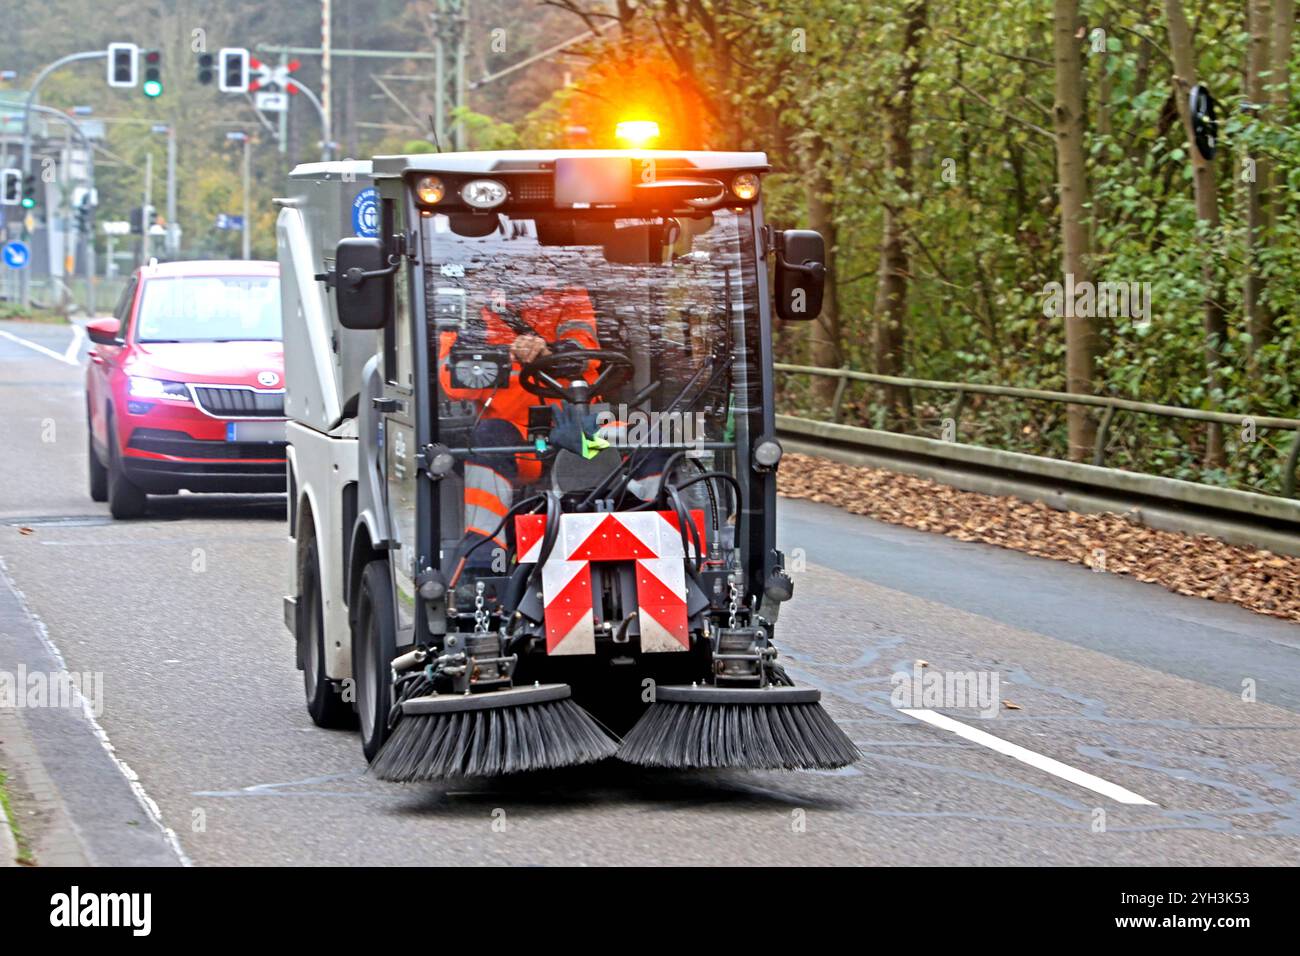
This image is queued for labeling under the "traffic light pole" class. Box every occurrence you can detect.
[141,151,152,265]
[18,49,107,308]
[165,126,177,256]
[287,79,333,161]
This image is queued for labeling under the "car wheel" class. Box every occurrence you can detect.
[354,560,397,762]
[106,415,147,519]
[88,410,108,503]
[302,538,356,729]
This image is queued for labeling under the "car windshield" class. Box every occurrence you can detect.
[135,275,281,343]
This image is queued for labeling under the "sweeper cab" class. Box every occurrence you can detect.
[277,147,858,779]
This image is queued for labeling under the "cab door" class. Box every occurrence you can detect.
[381,215,419,647]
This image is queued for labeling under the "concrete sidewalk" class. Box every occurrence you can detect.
[0,559,179,866]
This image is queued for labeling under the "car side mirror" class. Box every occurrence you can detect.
[322,237,395,330]
[774,229,826,321]
[86,317,121,346]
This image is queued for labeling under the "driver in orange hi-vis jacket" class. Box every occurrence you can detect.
[439,287,599,569]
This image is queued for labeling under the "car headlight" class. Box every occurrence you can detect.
[128,376,191,401]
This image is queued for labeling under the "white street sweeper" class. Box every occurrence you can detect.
[277,143,858,779]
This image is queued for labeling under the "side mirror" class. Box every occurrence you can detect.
[328,237,394,330]
[86,317,121,346]
[774,229,826,321]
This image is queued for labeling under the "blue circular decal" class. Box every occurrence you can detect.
[351,187,379,238]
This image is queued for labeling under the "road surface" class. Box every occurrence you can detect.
[1,319,1297,865]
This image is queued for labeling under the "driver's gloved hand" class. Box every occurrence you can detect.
[550,404,609,459]
[510,334,549,365]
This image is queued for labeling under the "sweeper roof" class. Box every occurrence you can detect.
[287,149,770,180]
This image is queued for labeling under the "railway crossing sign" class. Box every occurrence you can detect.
[249,57,301,97]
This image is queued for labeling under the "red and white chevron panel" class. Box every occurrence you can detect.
[514,510,704,655]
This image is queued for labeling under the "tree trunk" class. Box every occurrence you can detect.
[804,155,842,405]
[1165,0,1226,466]
[872,0,926,421]
[1271,0,1295,247]
[1052,0,1098,460]
[1244,0,1272,363]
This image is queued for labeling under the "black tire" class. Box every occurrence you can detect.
[301,538,357,729]
[354,560,397,762]
[87,411,108,503]
[106,415,147,519]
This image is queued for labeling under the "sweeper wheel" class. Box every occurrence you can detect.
[302,538,357,729]
[354,560,397,761]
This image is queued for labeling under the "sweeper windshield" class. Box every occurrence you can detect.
[423,207,763,576]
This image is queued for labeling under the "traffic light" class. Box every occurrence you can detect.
[218,48,249,93]
[141,49,163,97]
[107,42,138,88]
[197,52,214,85]
[1,168,19,206]
[129,204,155,235]
[76,196,94,235]
[21,173,36,209]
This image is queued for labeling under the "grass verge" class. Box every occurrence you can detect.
[0,769,34,865]
[0,303,69,324]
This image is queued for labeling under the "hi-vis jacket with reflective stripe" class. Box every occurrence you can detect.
[438,287,600,481]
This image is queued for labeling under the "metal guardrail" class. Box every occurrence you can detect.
[776,363,1300,499]
[4,275,129,318]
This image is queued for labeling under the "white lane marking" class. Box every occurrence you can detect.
[63,324,85,362]
[0,555,192,865]
[0,328,81,367]
[901,708,1158,806]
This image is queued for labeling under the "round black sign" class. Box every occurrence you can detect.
[1189,83,1217,160]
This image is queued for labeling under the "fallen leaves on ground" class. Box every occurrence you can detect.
[777,452,1300,624]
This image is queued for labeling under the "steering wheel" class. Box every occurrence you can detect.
[519,348,634,405]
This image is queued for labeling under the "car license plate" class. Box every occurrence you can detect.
[226,420,286,443]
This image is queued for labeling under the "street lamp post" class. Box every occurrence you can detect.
[151,124,178,256]
[227,131,251,259]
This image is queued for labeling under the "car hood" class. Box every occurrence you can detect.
[126,340,285,388]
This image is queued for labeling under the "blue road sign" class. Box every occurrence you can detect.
[2,240,30,270]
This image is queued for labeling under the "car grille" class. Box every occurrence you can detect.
[191,385,284,418]
[128,428,285,460]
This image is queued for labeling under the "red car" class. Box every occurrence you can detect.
[85,259,286,518]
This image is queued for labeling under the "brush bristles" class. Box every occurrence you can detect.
[617,700,860,770]
[371,698,618,782]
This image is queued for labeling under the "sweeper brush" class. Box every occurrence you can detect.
[616,685,860,770]
[370,684,617,782]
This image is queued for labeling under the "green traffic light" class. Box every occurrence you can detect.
[143,79,163,97]
[20,197,34,209]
